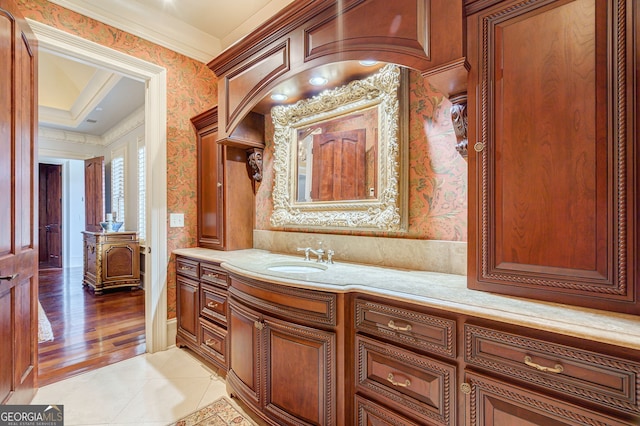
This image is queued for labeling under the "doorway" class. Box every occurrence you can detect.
[31,20,169,382]
[38,163,62,270]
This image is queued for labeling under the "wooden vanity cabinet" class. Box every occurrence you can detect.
[191,107,254,251]
[465,0,639,314]
[175,255,229,372]
[226,274,345,426]
[82,231,140,294]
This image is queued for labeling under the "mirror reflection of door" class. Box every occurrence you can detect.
[84,156,105,232]
[38,163,62,269]
[310,129,366,201]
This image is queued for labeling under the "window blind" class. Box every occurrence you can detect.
[137,142,146,242]
[111,147,126,227]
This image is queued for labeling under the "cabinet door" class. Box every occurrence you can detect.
[102,243,139,282]
[467,0,638,314]
[263,316,336,426]
[227,299,261,407]
[194,109,224,250]
[176,275,198,344]
[463,371,631,425]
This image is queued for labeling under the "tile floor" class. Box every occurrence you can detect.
[32,347,250,426]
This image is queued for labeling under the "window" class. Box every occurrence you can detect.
[137,138,146,242]
[111,146,126,227]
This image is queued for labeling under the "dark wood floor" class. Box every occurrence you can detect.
[37,267,145,386]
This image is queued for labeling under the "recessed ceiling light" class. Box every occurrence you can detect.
[309,76,328,86]
[271,93,288,102]
[359,60,378,66]
[95,107,103,111]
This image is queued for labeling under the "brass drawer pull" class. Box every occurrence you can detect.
[179,266,192,271]
[205,339,216,347]
[207,301,219,309]
[387,319,412,332]
[524,356,564,374]
[0,273,18,281]
[387,373,411,387]
[205,272,219,279]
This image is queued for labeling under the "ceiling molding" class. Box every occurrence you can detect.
[46,0,220,62]
[39,126,104,146]
[102,106,146,146]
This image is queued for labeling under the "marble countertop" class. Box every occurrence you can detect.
[173,247,640,351]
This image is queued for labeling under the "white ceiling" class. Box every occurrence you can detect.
[39,0,293,140]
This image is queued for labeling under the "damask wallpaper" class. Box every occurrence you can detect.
[18,1,467,322]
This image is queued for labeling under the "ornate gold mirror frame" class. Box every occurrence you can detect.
[270,64,408,231]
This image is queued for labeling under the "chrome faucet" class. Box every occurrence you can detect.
[296,243,334,263]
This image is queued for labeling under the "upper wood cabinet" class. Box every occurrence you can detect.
[466,0,639,314]
[207,0,466,145]
[191,107,254,250]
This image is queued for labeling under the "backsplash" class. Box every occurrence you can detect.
[255,70,468,242]
[254,230,466,275]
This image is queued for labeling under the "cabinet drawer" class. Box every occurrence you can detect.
[355,395,418,426]
[199,319,227,369]
[229,275,337,327]
[464,371,632,426]
[200,262,228,288]
[356,335,456,426]
[201,283,228,325]
[465,324,640,417]
[176,257,199,279]
[355,298,456,358]
[102,233,137,242]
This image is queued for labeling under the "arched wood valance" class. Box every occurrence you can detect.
[207,0,467,149]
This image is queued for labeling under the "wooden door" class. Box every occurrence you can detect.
[0,0,38,404]
[467,0,639,314]
[263,316,336,426]
[38,163,62,268]
[84,156,104,232]
[311,129,366,201]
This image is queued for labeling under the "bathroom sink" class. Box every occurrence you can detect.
[266,261,328,274]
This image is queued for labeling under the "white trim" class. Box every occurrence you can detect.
[38,126,103,146]
[46,0,220,63]
[30,20,169,353]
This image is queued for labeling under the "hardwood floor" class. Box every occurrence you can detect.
[37,267,145,386]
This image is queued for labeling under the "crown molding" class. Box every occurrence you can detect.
[102,106,145,146]
[39,125,104,145]
[46,0,221,63]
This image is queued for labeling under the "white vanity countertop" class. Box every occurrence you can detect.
[173,247,640,351]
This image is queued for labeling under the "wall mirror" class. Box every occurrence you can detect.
[270,64,407,231]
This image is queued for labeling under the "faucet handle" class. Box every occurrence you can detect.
[296,247,311,261]
[326,249,335,264]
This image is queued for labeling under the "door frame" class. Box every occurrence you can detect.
[30,20,169,353]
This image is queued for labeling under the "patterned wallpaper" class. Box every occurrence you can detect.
[256,70,468,240]
[19,1,467,322]
[17,0,219,319]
